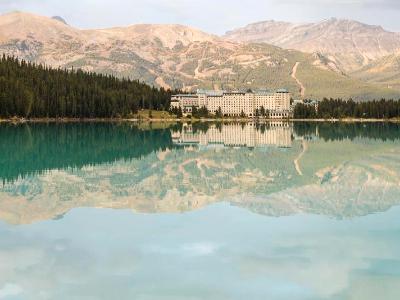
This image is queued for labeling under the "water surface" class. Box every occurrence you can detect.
[1,122,400,299]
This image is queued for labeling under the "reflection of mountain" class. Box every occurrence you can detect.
[235,150,400,219]
[1,122,400,224]
[0,143,304,224]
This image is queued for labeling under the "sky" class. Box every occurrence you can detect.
[0,0,400,34]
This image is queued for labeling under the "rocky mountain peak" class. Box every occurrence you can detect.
[224,18,400,71]
[97,23,218,49]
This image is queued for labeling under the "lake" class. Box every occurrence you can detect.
[1,122,400,299]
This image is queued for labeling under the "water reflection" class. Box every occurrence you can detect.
[172,122,293,148]
[1,122,400,224]
[1,205,400,300]
[1,122,400,299]
[0,123,174,183]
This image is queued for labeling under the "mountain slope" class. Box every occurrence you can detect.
[0,12,398,100]
[351,52,400,91]
[224,18,400,72]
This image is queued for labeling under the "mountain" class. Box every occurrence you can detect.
[224,18,400,73]
[0,12,398,100]
[351,51,400,90]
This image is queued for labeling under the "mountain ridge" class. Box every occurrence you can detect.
[0,11,399,100]
[224,17,400,72]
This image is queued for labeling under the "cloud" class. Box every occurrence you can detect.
[0,283,23,299]
[182,242,219,256]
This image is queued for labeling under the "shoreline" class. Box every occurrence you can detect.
[1,117,400,123]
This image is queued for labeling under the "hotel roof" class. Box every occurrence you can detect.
[276,88,289,93]
[172,94,198,97]
[197,89,225,96]
[173,88,290,97]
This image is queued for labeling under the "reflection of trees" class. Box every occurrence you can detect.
[0,123,175,183]
[2,122,400,184]
[192,122,210,134]
[169,122,184,133]
[293,122,400,141]
[293,122,318,137]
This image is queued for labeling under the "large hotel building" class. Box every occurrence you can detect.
[171,89,292,118]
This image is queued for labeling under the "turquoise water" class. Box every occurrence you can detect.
[0,122,400,299]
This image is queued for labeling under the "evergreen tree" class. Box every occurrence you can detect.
[293,99,400,119]
[0,56,180,119]
[177,107,183,118]
[191,106,198,117]
[215,107,223,118]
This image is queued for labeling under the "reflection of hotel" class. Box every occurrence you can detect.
[172,122,293,148]
[171,89,292,118]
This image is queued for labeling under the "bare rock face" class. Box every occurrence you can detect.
[224,18,400,72]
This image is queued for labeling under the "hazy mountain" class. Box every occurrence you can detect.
[224,18,400,73]
[0,12,398,100]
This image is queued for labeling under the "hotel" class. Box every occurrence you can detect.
[171,89,292,118]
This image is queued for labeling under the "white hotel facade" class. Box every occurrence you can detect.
[171,89,292,118]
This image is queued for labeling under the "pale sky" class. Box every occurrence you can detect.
[1,0,400,34]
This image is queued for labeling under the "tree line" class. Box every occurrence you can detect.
[294,98,400,119]
[169,105,272,119]
[0,56,178,118]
